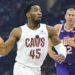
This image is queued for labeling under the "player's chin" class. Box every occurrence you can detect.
[35,20,41,23]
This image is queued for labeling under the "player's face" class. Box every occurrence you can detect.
[29,5,42,23]
[65,10,75,25]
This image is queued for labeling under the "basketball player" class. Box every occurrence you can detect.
[53,8,75,75]
[0,2,67,75]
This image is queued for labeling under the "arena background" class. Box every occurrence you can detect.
[0,0,75,75]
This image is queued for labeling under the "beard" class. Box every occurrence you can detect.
[31,15,42,24]
[31,18,41,25]
[34,20,41,24]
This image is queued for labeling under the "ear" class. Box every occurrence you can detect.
[26,12,30,18]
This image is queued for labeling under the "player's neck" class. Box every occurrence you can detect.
[64,23,74,32]
[27,21,40,30]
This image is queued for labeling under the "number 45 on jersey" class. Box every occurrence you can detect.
[30,49,41,59]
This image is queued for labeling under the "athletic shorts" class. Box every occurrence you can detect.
[56,62,75,75]
[13,62,41,75]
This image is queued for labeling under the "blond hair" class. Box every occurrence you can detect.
[66,8,75,14]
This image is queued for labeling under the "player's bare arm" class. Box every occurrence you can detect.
[0,27,21,56]
[48,39,59,61]
[47,25,61,45]
[48,38,66,63]
[47,25,67,63]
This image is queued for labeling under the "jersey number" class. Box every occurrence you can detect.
[30,49,41,59]
[66,46,72,54]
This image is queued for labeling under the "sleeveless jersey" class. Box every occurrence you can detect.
[59,24,75,64]
[16,23,48,69]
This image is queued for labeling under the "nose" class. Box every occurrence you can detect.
[70,16,73,18]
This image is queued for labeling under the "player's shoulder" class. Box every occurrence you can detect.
[46,25,54,31]
[10,27,21,39]
[11,27,21,34]
[46,25,57,36]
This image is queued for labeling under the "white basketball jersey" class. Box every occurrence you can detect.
[16,23,48,70]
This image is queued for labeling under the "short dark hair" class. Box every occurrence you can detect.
[24,2,38,16]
